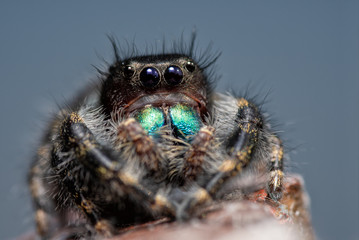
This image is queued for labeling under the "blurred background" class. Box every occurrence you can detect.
[0,1,358,239]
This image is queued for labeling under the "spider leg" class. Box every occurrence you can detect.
[29,146,59,237]
[29,120,93,239]
[52,113,176,234]
[267,135,284,200]
[175,98,263,218]
[116,118,167,179]
[182,126,216,181]
[52,113,120,236]
[114,117,176,214]
[205,98,262,194]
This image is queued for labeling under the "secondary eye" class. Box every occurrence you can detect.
[140,67,160,88]
[123,65,135,78]
[185,61,195,72]
[164,66,183,86]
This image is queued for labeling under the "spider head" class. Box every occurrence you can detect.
[101,54,210,137]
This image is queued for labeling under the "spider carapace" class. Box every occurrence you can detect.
[29,37,284,239]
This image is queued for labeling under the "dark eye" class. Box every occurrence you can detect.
[140,67,160,88]
[185,61,195,72]
[123,65,135,78]
[164,66,183,86]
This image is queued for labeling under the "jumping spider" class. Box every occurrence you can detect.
[29,35,284,239]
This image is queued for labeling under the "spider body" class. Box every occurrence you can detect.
[29,37,284,239]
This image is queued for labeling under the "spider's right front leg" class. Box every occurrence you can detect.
[51,112,176,237]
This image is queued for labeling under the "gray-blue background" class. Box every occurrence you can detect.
[0,1,358,239]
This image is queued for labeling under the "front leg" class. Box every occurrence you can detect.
[267,135,284,200]
[204,98,263,193]
[174,98,262,218]
[205,98,284,200]
[51,112,176,237]
[176,98,284,218]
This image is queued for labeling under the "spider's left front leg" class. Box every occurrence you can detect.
[266,134,284,200]
[177,98,284,217]
[205,98,263,193]
[207,98,284,200]
[174,98,262,217]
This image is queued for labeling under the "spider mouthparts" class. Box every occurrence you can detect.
[126,93,204,138]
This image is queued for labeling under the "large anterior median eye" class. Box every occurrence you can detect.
[170,104,201,138]
[140,67,160,88]
[135,107,164,135]
[164,66,183,86]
